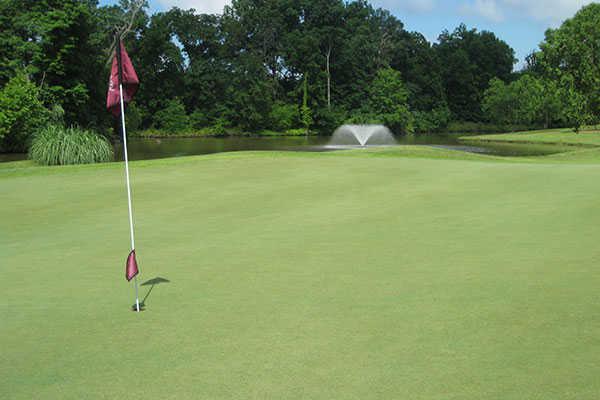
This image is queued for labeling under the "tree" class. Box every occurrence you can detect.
[301,73,313,134]
[435,24,515,121]
[536,3,600,121]
[152,98,190,132]
[0,73,48,152]
[482,74,584,130]
[366,68,412,133]
[559,75,590,133]
[131,11,185,126]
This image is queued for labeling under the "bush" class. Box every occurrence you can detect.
[365,68,413,133]
[208,116,229,136]
[313,107,347,132]
[0,73,49,152]
[189,109,209,129]
[152,98,190,132]
[269,102,298,131]
[125,103,143,133]
[413,107,451,133]
[29,126,114,165]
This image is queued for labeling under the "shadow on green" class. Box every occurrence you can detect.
[131,277,170,311]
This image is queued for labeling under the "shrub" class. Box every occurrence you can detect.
[189,110,209,129]
[29,126,114,165]
[49,104,65,126]
[0,73,49,152]
[152,98,190,132]
[301,73,313,133]
[314,107,347,132]
[125,102,143,133]
[269,102,298,131]
[366,68,413,133]
[209,117,229,136]
[413,106,451,133]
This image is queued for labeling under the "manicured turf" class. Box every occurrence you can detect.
[461,127,600,147]
[2,147,600,399]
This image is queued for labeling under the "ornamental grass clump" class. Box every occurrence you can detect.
[29,126,114,165]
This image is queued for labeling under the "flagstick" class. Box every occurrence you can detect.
[119,82,140,313]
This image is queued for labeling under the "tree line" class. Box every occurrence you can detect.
[1,0,599,152]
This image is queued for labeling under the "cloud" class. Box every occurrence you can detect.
[503,0,593,23]
[371,0,437,13]
[154,0,231,14]
[462,0,504,21]
[461,0,594,24]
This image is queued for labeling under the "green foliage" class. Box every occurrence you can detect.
[0,73,48,152]
[257,128,310,137]
[209,117,229,136]
[435,24,515,121]
[560,76,590,133]
[301,74,313,133]
[6,0,597,138]
[0,0,115,128]
[269,102,299,131]
[29,126,113,165]
[313,106,348,132]
[125,103,143,133]
[366,68,413,133]
[49,104,65,126]
[412,107,451,133]
[536,4,600,119]
[482,74,589,131]
[152,98,190,132]
[189,110,209,129]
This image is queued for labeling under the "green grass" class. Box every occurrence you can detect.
[461,127,600,147]
[2,147,600,399]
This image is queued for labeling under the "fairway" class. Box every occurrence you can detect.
[2,148,600,399]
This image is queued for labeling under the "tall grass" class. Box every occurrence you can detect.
[29,126,114,165]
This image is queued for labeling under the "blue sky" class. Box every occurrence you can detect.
[100,0,595,69]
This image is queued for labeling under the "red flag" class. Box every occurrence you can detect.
[107,41,139,116]
[126,250,139,281]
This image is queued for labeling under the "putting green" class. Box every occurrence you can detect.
[2,147,600,399]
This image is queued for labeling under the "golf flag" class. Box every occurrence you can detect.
[107,41,139,117]
[126,250,139,281]
[109,37,142,311]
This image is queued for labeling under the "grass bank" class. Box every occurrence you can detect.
[130,127,313,138]
[461,127,600,147]
[2,147,600,399]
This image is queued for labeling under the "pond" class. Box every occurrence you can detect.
[0,134,573,163]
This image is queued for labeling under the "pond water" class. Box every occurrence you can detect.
[0,134,572,163]
[113,134,570,160]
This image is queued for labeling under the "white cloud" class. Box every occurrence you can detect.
[155,0,231,14]
[462,0,595,24]
[462,0,504,21]
[372,0,437,13]
[503,0,594,23]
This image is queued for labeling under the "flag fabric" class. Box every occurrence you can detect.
[107,41,139,117]
[126,250,139,281]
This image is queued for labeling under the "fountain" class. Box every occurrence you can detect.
[328,124,396,147]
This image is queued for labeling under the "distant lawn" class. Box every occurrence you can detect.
[461,127,600,147]
[2,147,600,399]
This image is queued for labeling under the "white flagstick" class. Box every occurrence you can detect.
[119,82,140,313]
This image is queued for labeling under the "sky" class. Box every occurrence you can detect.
[100,0,596,69]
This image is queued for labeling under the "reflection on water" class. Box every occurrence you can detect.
[114,136,332,161]
[0,134,575,163]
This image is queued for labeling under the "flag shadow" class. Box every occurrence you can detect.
[133,277,170,310]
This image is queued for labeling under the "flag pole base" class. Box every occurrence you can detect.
[131,304,145,312]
